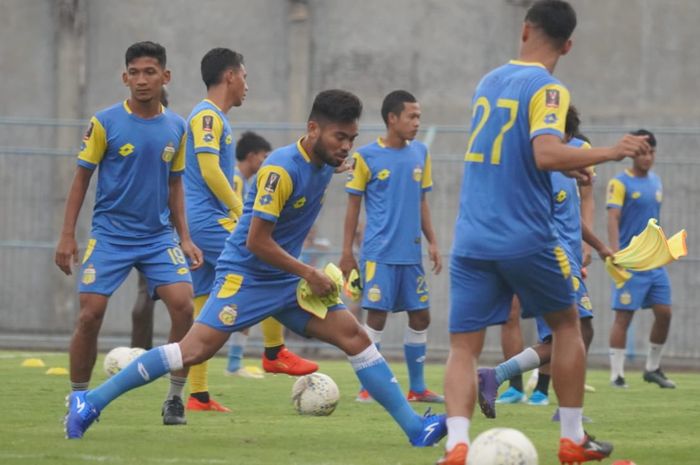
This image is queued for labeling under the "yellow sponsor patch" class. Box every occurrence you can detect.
[218,305,237,326]
[82,265,96,285]
[631,191,641,199]
[572,276,580,291]
[177,267,189,275]
[118,143,135,157]
[555,190,567,203]
[293,197,306,209]
[419,295,429,303]
[620,291,632,306]
[225,134,233,145]
[377,169,390,181]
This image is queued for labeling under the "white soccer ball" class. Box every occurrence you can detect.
[103,347,146,377]
[291,372,340,416]
[468,428,538,465]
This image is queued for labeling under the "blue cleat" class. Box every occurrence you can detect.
[64,391,100,439]
[409,409,447,447]
[527,390,550,406]
[477,367,498,419]
[496,386,526,404]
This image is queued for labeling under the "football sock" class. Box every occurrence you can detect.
[559,407,585,443]
[359,325,383,392]
[188,295,209,394]
[609,347,625,380]
[509,374,524,392]
[86,343,182,411]
[535,372,551,395]
[71,381,89,392]
[404,327,428,393]
[495,347,540,385]
[264,344,283,360]
[646,342,664,372]
[168,375,188,401]
[445,416,470,450]
[348,344,421,438]
[227,332,248,372]
[261,317,285,348]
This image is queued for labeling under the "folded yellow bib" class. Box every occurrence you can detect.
[606,218,687,287]
[297,263,345,319]
[343,268,363,302]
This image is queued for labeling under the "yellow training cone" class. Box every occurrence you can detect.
[46,367,69,375]
[21,358,45,368]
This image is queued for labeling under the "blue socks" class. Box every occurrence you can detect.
[404,327,429,393]
[227,345,244,372]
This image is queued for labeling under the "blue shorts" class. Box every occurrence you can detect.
[611,267,671,311]
[190,218,234,297]
[536,275,593,342]
[360,260,429,312]
[78,236,192,298]
[196,270,346,336]
[449,245,575,333]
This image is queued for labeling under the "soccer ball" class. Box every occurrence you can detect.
[103,346,146,377]
[468,428,538,465]
[291,372,340,416]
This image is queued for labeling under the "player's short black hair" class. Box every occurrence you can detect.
[201,48,244,89]
[565,104,581,139]
[381,90,417,125]
[525,0,577,47]
[235,131,272,161]
[125,41,166,68]
[308,90,363,125]
[631,128,657,148]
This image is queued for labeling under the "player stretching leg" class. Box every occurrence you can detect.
[55,41,203,430]
[340,90,443,404]
[438,2,651,464]
[64,90,446,448]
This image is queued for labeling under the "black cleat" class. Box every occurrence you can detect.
[643,368,676,388]
[610,375,628,388]
[162,396,187,425]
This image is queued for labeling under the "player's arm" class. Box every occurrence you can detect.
[419,153,441,274]
[581,221,612,261]
[55,166,94,275]
[606,178,625,253]
[580,181,595,266]
[168,176,203,270]
[340,152,369,278]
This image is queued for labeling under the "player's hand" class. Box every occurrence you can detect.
[563,168,593,186]
[55,234,79,275]
[181,240,204,270]
[428,242,442,274]
[334,157,354,174]
[611,134,651,161]
[582,250,592,267]
[305,267,335,297]
[338,252,359,280]
[597,245,614,261]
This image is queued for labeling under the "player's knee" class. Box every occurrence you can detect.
[365,310,387,331]
[408,310,430,331]
[336,321,372,354]
[76,307,106,334]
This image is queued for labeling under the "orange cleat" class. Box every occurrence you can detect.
[262,347,319,376]
[408,389,445,403]
[186,395,232,413]
[558,434,613,464]
[436,443,468,465]
[355,389,373,403]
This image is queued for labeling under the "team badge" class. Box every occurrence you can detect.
[377,169,390,181]
[83,121,94,141]
[620,291,632,306]
[161,142,175,162]
[580,295,593,311]
[218,305,238,326]
[412,166,423,182]
[544,113,558,124]
[545,89,560,108]
[265,172,281,193]
[555,189,567,203]
[82,265,96,285]
[656,190,663,202]
[293,197,306,209]
[367,285,381,303]
[202,115,213,132]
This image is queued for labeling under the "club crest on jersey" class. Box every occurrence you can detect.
[620,291,632,306]
[218,305,237,326]
[413,166,423,182]
[161,142,176,162]
[202,115,214,132]
[82,265,96,285]
[656,190,663,202]
[367,285,382,303]
[83,121,94,141]
[265,172,281,193]
[580,295,593,311]
[631,191,641,199]
[545,89,560,108]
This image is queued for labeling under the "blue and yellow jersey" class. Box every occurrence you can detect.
[607,169,663,249]
[216,140,334,278]
[184,99,235,232]
[551,137,591,267]
[453,60,570,259]
[232,166,247,201]
[345,138,432,264]
[77,100,186,245]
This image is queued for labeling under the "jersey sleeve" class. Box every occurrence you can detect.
[77,116,107,169]
[607,178,626,209]
[422,152,433,192]
[529,83,570,140]
[233,173,245,199]
[170,132,186,175]
[253,165,294,222]
[190,109,223,155]
[345,152,371,195]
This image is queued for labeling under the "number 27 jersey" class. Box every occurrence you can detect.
[452,60,570,260]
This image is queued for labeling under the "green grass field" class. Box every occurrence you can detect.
[1,350,696,465]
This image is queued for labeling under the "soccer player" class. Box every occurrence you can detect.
[340,90,443,403]
[64,89,447,449]
[477,107,611,421]
[607,129,676,389]
[438,1,651,463]
[54,41,203,429]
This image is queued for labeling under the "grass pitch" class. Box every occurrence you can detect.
[1,350,697,465]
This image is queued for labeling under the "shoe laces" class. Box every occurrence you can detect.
[164,397,185,416]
